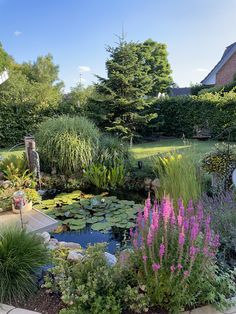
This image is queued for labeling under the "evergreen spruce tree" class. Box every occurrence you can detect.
[94,38,157,146]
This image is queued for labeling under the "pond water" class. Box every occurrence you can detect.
[52,225,129,254]
[40,189,141,254]
[53,230,119,254]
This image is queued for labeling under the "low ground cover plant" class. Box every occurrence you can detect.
[45,244,148,314]
[0,227,49,303]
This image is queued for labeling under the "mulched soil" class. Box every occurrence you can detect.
[12,288,65,314]
[12,288,167,314]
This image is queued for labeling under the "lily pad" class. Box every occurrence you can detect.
[91,222,112,231]
[86,216,104,224]
[70,223,86,231]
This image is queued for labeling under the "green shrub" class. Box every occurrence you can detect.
[0,227,49,303]
[98,135,130,166]
[35,116,100,175]
[201,143,236,190]
[0,188,15,212]
[153,152,202,205]
[24,188,41,204]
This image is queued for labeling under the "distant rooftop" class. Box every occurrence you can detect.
[169,87,191,97]
[201,42,236,85]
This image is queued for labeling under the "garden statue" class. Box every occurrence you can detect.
[24,136,41,179]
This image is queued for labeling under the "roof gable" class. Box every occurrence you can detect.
[201,42,236,85]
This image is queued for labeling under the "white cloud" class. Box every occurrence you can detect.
[78,66,91,73]
[80,77,87,83]
[14,30,22,36]
[196,68,209,72]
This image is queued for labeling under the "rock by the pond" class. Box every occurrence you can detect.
[40,232,51,244]
[0,180,11,189]
[67,250,84,261]
[0,172,4,180]
[47,238,59,250]
[58,241,82,249]
[104,252,117,266]
[151,178,161,190]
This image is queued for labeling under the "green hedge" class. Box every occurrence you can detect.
[157,91,236,138]
[0,102,59,147]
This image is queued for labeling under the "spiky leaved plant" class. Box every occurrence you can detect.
[0,227,49,303]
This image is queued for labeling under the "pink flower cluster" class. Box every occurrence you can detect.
[130,195,219,280]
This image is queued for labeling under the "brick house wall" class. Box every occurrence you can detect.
[216,51,236,85]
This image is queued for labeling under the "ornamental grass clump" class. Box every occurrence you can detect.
[153,152,202,206]
[130,195,235,313]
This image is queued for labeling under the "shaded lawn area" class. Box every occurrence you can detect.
[131,138,217,164]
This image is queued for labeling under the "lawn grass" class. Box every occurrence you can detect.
[0,146,24,159]
[130,138,217,164]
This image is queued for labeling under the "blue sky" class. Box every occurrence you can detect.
[0,0,236,91]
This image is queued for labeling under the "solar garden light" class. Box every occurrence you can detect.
[12,190,26,229]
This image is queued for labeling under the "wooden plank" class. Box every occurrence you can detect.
[0,209,58,233]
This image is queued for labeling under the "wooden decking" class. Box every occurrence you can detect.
[0,208,58,233]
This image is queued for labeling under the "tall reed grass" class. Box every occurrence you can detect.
[153,152,202,205]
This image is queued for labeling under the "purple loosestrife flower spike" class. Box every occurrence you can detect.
[184,270,189,277]
[190,246,196,259]
[162,197,171,223]
[170,265,175,273]
[203,247,209,256]
[132,238,138,249]
[153,199,158,211]
[130,228,134,238]
[143,255,148,262]
[177,214,183,227]
[143,194,151,222]
[152,208,159,231]
[178,230,185,246]
[147,229,153,247]
[159,243,165,258]
[212,234,220,248]
[170,205,176,225]
[178,198,185,216]
[152,263,161,272]
[187,200,194,216]
[183,218,189,231]
[190,222,199,241]
[178,263,183,270]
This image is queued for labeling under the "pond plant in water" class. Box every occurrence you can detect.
[35,190,143,233]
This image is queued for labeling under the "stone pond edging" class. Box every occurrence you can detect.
[0,304,40,314]
[182,296,236,314]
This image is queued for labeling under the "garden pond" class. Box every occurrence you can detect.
[35,190,144,253]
